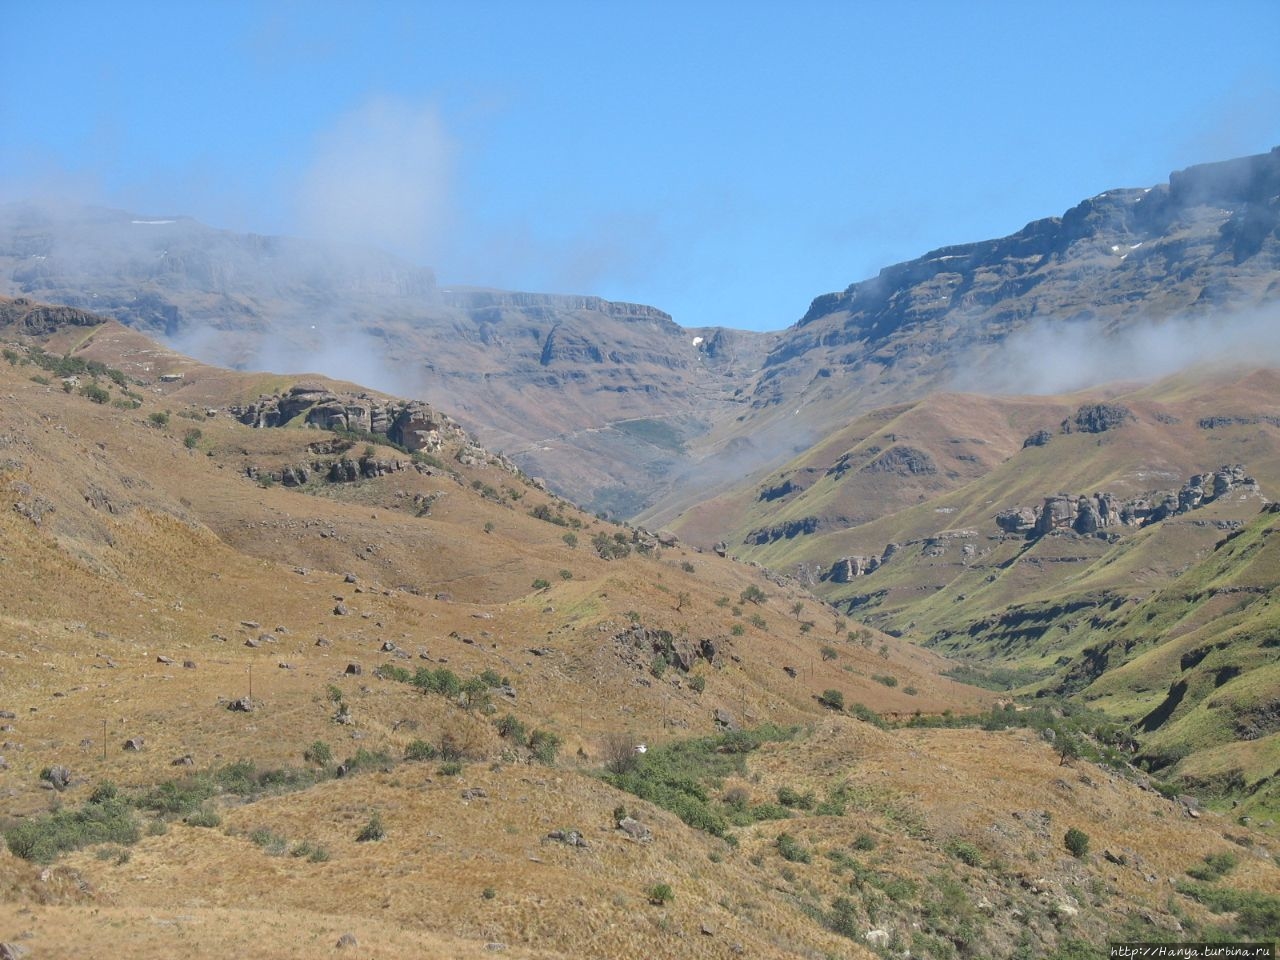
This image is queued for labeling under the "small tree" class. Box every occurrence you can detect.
[818,689,845,711]
[740,585,767,605]
[602,731,641,775]
[647,882,674,905]
[1064,826,1090,858]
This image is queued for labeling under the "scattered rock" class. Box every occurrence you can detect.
[345,663,363,676]
[122,738,145,752]
[172,754,194,766]
[156,655,175,664]
[344,573,358,583]
[461,787,488,801]
[335,932,358,949]
[182,660,197,669]
[546,829,589,848]
[617,817,652,842]
[315,637,332,647]
[44,764,72,789]
[244,637,260,648]
[699,922,715,937]
[333,602,349,616]
[0,942,31,960]
[380,641,397,652]
[227,698,254,713]
[865,929,891,948]
[713,708,739,731]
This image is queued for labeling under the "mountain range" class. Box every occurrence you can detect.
[4,147,1277,519]
[1,146,1279,958]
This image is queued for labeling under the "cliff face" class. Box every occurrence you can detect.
[3,148,1278,519]
[771,147,1280,374]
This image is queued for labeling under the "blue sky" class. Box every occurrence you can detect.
[2,1,1278,331]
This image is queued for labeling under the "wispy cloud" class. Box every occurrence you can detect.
[949,306,1280,396]
[294,97,454,262]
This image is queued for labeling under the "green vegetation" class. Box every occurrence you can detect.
[646,882,675,905]
[603,725,797,838]
[1063,826,1090,858]
[4,795,139,863]
[356,813,385,842]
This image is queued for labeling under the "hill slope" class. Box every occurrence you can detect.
[3,302,1276,958]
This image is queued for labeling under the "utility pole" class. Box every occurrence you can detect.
[102,718,107,761]
[248,664,253,701]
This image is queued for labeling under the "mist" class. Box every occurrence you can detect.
[948,305,1280,396]
[294,97,453,265]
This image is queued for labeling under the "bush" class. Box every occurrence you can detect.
[4,798,140,863]
[183,428,202,449]
[776,832,811,863]
[404,739,438,762]
[496,714,527,744]
[776,786,815,810]
[1064,827,1090,858]
[818,689,844,711]
[184,807,222,828]
[531,578,551,590]
[872,674,898,688]
[528,729,561,764]
[947,839,984,867]
[688,673,706,693]
[740,585,767,605]
[647,882,674,905]
[1186,850,1238,881]
[356,814,385,842]
[290,840,330,862]
[304,740,333,767]
[438,761,463,776]
[149,411,170,427]
[80,383,110,404]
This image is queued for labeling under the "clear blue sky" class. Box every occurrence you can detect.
[3,1,1278,331]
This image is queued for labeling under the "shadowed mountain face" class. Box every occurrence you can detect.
[3,148,1279,519]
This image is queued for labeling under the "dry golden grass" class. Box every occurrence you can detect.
[2,320,1276,958]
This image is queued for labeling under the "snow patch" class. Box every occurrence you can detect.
[691,336,704,347]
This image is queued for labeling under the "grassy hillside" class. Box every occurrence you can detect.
[1,307,1276,958]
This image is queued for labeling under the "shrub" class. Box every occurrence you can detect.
[149,411,170,427]
[559,569,573,580]
[80,383,110,403]
[947,839,984,867]
[872,674,898,688]
[183,428,202,449]
[647,882,674,905]
[531,578,551,590]
[1064,827,1090,858]
[184,807,222,828]
[820,646,838,661]
[776,832,811,863]
[776,786,815,810]
[730,623,745,636]
[852,832,877,851]
[818,689,844,711]
[438,761,463,776]
[748,614,767,630]
[1186,851,1238,881]
[496,714,527,744]
[740,585,767,605]
[688,673,706,693]
[562,532,577,548]
[290,840,330,862]
[528,729,561,765]
[681,561,695,573]
[304,740,333,767]
[356,814,385,842]
[4,798,140,863]
[249,827,288,854]
[404,739,437,762]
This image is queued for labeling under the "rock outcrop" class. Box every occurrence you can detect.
[997,465,1262,540]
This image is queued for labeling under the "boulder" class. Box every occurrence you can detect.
[44,764,72,789]
[123,737,145,750]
